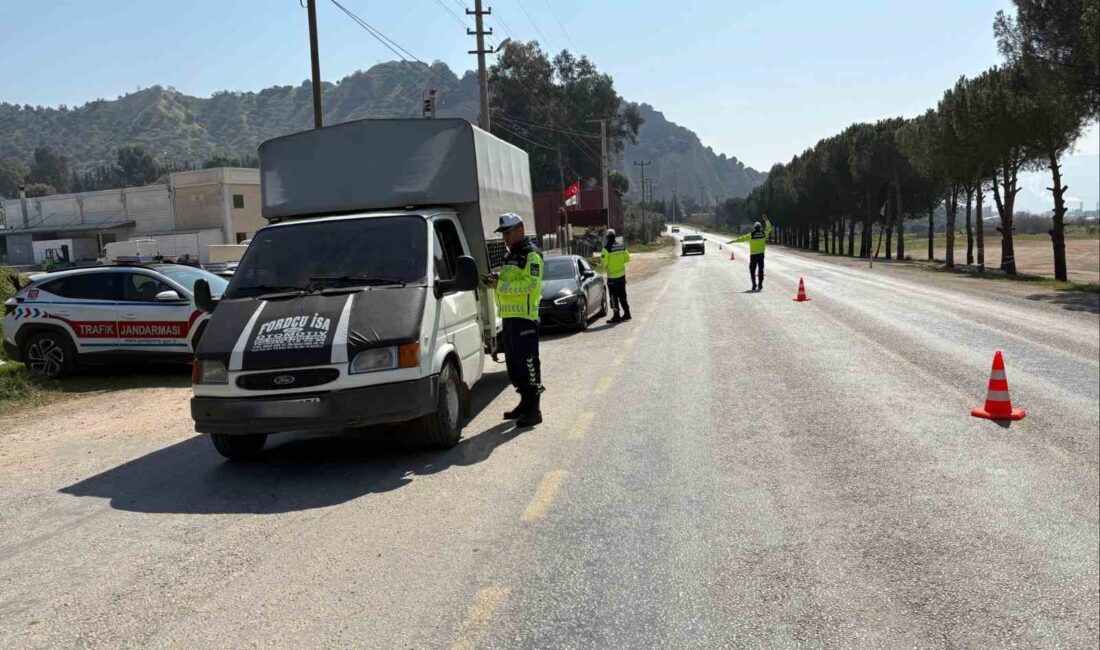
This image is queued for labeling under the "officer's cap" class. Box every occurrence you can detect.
[494,213,525,232]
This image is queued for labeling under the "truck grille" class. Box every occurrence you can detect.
[237,368,340,391]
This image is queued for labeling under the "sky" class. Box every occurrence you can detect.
[2,0,1097,203]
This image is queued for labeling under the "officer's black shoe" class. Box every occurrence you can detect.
[516,394,542,428]
[622,313,632,321]
[608,313,623,323]
[503,393,529,420]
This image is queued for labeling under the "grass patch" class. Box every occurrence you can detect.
[925,263,1100,292]
[629,235,675,253]
[0,363,62,416]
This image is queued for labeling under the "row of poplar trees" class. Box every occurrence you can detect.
[723,0,1098,280]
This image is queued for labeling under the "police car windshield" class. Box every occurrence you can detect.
[156,265,229,296]
[543,258,577,280]
[226,216,427,299]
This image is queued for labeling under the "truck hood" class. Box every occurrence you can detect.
[195,287,426,371]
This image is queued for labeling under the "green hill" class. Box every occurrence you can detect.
[0,61,762,199]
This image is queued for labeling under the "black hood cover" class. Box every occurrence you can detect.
[196,287,426,371]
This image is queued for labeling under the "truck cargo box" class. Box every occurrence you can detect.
[258,118,533,273]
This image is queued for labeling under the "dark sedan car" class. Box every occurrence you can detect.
[682,233,706,255]
[539,255,608,331]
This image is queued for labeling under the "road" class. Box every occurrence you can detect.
[1,232,1097,648]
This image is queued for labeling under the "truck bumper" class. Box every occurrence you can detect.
[191,375,439,435]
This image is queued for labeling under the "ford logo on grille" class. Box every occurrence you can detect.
[272,374,296,386]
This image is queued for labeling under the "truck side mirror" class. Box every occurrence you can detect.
[436,256,479,298]
[194,279,217,313]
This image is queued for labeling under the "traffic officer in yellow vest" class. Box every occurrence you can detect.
[728,215,772,291]
[482,213,544,427]
[600,229,632,322]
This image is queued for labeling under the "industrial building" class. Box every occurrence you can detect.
[0,167,262,266]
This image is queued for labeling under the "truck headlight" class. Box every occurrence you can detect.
[193,359,228,384]
[350,347,397,374]
[349,342,419,374]
[554,293,578,305]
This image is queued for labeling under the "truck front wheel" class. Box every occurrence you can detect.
[411,363,463,449]
[210,433,267,460]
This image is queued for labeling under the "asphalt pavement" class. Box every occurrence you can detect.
[0,233,1097,648]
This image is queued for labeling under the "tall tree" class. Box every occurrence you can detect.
[28,147,70,193]
[0,161,28,198]
[488,41,642,192]
[995,0,1100,118]
[114,145,159,187]
[997,7,1095,280]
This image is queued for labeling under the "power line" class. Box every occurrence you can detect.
[512,0,555,51]
[491,112,601,139]
[541,0,577,51]
[432,0,470,29]
[329,0,423,64]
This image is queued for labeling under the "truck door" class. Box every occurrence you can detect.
[433,218,483,383]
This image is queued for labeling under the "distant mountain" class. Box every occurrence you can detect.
[0,61,763,200]
[615,104,765,205]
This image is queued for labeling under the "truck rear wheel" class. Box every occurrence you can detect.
[410,363,463,449]
[210,433,267,460]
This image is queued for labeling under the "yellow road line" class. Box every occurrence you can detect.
[568,411,595,440]
[522,470,568,522]
[452,586,511,650]
[595,376,613,395]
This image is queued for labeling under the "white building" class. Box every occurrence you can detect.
[0,167,262,266]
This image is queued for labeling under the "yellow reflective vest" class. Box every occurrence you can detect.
[600,243,631,279]
[731,221,773,254]
[495,243,543,321]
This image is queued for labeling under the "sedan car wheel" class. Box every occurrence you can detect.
[574,297,589,331]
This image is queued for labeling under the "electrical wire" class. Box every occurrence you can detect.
[329,0,424,64]
[512,0,555,51]
[541,0,577,51]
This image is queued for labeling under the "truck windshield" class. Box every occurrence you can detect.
[226,216,427,298]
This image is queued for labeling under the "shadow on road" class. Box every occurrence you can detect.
[59,370,519,515]
[1024,291,1100,315]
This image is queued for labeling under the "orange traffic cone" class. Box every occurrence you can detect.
[793,277,811,302]
[971,351,1026,421]
[729,250,736,261]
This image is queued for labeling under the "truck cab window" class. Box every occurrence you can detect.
[433,231,453,281]
[433,218,467,283]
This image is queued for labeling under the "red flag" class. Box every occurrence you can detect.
[564,181,580,207]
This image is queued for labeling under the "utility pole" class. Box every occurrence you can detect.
[467,1,493,131]
[634,161,650,241]
[715,196,721,230]
[306,0,323,128]
[557,145,568,253]
[587,118,610,228]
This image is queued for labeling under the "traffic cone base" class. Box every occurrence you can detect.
[970,406,1027,421]
[793,277,811,302]
[971,351,1027,421]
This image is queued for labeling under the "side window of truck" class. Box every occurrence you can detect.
[433,219,466,281]
[433,231,452,281]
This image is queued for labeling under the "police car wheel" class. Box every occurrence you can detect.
[574,297,589,331]
[210,433,267,460]
[23,332,76,379]
[596,291,608,318]
[411,362,462,449]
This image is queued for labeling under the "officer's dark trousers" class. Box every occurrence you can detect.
[503,318,541,394]
[749,253,765,286]
[607,277,630,316]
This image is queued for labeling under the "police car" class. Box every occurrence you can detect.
[3,264,228,379]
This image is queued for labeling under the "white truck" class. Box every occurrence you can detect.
[189,118,533,459]
[101,239,160,264]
